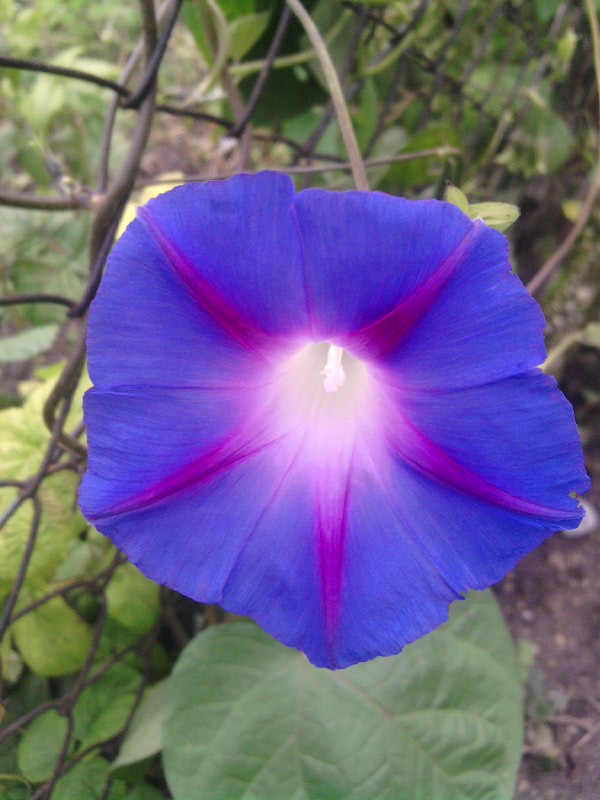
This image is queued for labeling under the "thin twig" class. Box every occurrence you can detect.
[133,147,461,187]
[0,56,129,96]
[0,190,91,211]
[228,6,293,138]
[89,1,157,252]
[0,380,80,644]
[42,325,88,460]
[68,205,124,318]
[527,0,600,295]
[154,102,346,162]
[0,293,76,309]
[96,0,173,191]
[418,0,471,128]
[286,0,369,191]
[122,0,184,109]
[0,497,42,642]
[300,5,368,164]
[8,554,128,625]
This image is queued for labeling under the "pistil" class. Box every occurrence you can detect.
[320,345,346,393]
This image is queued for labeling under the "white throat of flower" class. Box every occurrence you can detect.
[320,344,346,393]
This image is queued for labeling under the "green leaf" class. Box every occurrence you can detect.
[11,595,93,676]
[366,126,408,188]
[124,785,166,800]
[305,1,355,92]
[53,758,126,800]
[73,664,142,751]
[355,78,379,152]
[0,780,30,800]
[444,188,519,232]
[229,12,271,60]
[0,325,58,363]
[467,202,520,232]
[582,322,600,348]
[0,367,89,481]
[3,208,89,326]
[17,709,69,783]
[534,0,562,24]
[0,672,50,788]
[163,592,523,800]
[0,474,85,603]
[106,562,160,634]
[0,631,23,684]
[53,527,113,585]
[113,679,167,768]
[445,184,469,213]
[182,0,211,62]
[18,144,52,187]
[385,127,461,190]
[219,0,256,18]
[0,367,89,595]
[532,108,573,175]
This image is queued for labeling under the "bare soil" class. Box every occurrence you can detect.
[498,481,600,799]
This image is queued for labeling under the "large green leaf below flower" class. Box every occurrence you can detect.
[163,591,523,800]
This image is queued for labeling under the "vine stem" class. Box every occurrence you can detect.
[527,0,600,296]
[133,147,461,187]
[285,0,369,192]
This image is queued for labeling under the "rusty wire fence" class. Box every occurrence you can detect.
[0,1,596,797]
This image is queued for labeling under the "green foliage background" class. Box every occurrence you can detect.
[1,1,598,798]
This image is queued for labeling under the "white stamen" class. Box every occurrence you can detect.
[320,345,346,393]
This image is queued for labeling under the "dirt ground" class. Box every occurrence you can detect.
[498,480,600,799]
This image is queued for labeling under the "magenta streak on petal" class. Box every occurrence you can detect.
[290,205,317,339]
[220,432,308,601]
[315,437,356,667]
[390,411,582,522]
[138,206,270,361]
[87,423,288,523]
[341,222,485,361]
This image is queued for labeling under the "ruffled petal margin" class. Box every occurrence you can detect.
[81,172,589,669]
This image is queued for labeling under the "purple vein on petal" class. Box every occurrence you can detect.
[219,432,308,601]
[342,221,485,360]
[290,204,317,339]
[316,436,356,667]
[389,411,582,522]
[87,423,289,523]
[138,206,270,361]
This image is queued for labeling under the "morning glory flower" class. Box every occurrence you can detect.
[79,172,589,669]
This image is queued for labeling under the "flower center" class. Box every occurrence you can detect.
[265,342,369,436]
[320,344,346,393]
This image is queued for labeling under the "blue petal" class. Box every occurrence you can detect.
[379,222,546,390]
[81,174,588,670]
[82,434,309,605]
[79,385,251,517]
[390,370,590,516]
[82,412,329,665]
[134,172,310,338]
[293,191,545,387]
[88,172,309,391]
[292,190,470,338]
[336,458,567,667]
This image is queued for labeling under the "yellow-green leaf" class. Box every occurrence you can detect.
[106,561,160,634]
[445,184,469,213]
[11,595,93,676]
[0,366,90,481]
[0,473,85,603]
[467,201,520,232]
